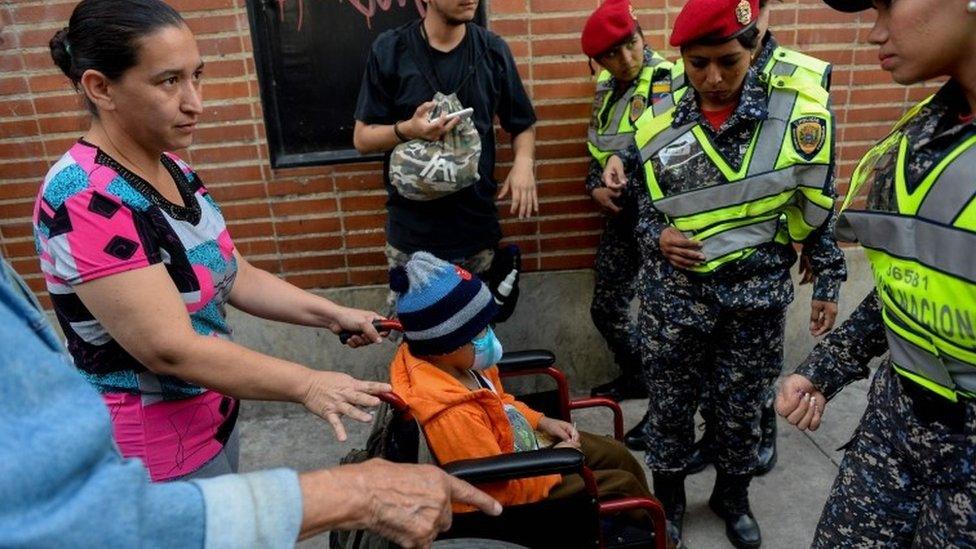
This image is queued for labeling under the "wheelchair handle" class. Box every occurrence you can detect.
[378,391,410,412]
[337,319,402,344]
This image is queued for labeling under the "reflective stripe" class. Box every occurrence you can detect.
[588,127,635,152]
[917,144,976,223]
[652,94,674,117]
[671,72,685,92]
[838,211,976,282]
[796,190,832,229]
[769,60,796,78]
[638,122,696,163]
[698,217,781,260]
[606,87,636,132]
[654,164,829,217]
[886,325,976,395]
[746,80,798,177]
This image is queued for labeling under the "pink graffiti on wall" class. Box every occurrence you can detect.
[277,0,427,31]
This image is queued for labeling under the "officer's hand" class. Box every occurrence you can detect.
[402,101,460,142]
[659,227,705,269]
[602,155,628,191]
[798,254,815,285]
[809,300,838,337]
[775,374,826,431]
[591,187,622,215]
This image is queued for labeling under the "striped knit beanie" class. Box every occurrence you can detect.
[391,251,498,356]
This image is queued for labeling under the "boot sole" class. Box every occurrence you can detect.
[708,500,761,549]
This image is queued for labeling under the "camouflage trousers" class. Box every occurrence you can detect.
[698,382,777,444]
[638,296,786,475]
[591,213,642,381]
[384,243,494,317]
[813,364,976,548]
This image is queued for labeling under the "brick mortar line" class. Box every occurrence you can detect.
[0,92,258,107]
[4,51,252,64]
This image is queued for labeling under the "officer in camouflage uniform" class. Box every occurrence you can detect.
[579,0,673,403]
[777,0,976,545]
[604,0,847,545]
[685,0,836,476]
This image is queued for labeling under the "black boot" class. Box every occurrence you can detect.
[684,426,715,475]
[624,412,649,451]
[709,470,761,549]
[754,400,778,476]
[590,374,647,401]
[652,471,686,548]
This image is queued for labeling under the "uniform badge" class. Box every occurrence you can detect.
[629,94,647,124]
[735,0,752,25]
[791,116,827,160]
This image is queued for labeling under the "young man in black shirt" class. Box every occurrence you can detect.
[353,0,537,289]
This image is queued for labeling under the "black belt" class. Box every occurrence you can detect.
[896,372,969,433]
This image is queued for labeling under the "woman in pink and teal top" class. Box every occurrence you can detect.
[34,0,391,481]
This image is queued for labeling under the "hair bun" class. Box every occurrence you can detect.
[389,266,410,293]
[49,27,72,77]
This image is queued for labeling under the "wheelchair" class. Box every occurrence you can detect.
[334,319,667,549]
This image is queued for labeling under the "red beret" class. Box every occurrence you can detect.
[581,0,638,59]
[669,0,759,48]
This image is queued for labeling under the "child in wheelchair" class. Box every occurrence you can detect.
[387,251,655,530]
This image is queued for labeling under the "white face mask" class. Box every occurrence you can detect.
[470,326,504,371]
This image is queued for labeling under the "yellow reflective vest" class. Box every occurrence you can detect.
[635,48,835,274]
[586,51,670,168]
[837,96,976,402]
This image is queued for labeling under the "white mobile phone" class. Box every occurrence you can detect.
[441,107,474,121]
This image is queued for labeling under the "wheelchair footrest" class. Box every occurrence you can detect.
[602,520,657,549]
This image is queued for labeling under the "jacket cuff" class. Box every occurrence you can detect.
[193,468,303,549]
[812,276,841,303]
[794,350,855,401]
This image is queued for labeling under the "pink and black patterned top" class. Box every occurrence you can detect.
[33,140,239,479]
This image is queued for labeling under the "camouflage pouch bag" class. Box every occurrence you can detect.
[389,92,481,201]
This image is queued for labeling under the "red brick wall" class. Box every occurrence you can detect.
[0,0,940,302]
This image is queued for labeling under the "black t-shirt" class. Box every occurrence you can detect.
[354,20,536,258]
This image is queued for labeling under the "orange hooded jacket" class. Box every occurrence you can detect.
[389,344,562,512]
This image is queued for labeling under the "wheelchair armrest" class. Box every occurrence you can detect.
[442,448,583,484]
[496,350,556,373]
[568,397,625,440]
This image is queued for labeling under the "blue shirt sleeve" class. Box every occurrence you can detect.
[0,258,302,549]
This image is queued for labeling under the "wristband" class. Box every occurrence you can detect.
[393,120,409,143]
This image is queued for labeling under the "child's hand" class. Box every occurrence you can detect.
[554,440,581,450]
[538,416,580,444]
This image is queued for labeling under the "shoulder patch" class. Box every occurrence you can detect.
[791,116,827,160]
[629,94,647,124]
